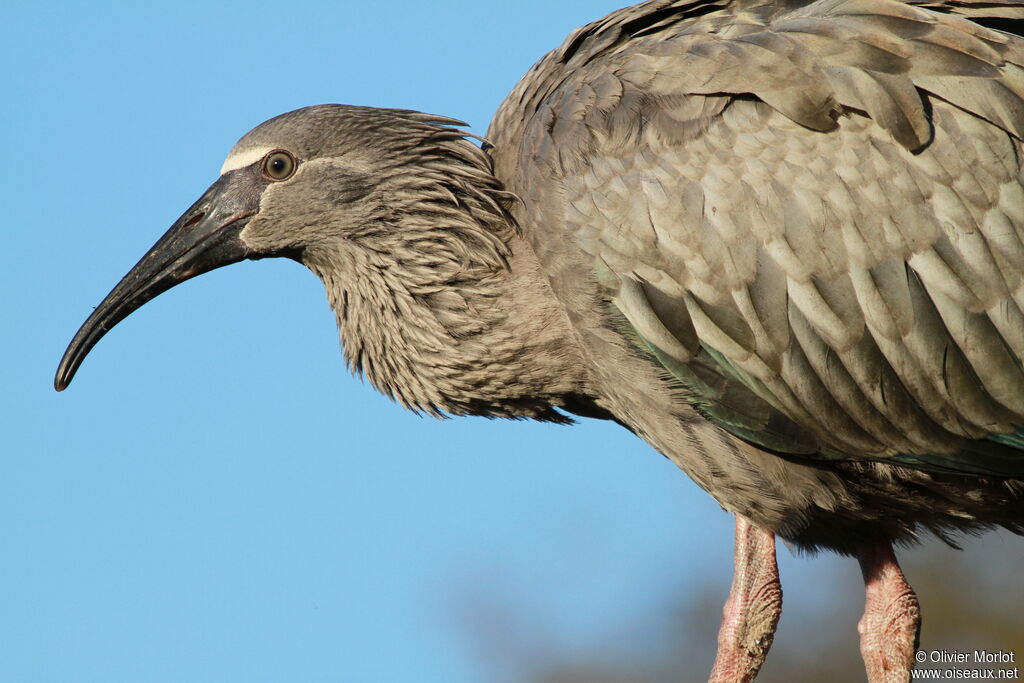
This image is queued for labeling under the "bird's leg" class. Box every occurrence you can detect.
[708,515,782,683]
[857,541,921,683]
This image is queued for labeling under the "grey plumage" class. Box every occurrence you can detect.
[55,0,1024,679]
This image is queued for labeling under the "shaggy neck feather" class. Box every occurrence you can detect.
[302,141,595,421]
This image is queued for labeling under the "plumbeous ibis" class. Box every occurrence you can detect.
[56,1,1024,680]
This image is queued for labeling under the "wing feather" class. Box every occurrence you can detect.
[506,0,1024,476]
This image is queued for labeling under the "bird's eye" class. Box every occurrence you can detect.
[262,151,296,180]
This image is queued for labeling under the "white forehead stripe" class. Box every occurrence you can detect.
[220,147,273,175]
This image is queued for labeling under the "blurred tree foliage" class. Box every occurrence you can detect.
[459,533,1023,682]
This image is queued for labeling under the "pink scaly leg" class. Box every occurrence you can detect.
[858,541,921,683]
[708,516,783,683]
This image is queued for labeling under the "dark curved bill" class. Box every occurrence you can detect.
[54,170,264,391]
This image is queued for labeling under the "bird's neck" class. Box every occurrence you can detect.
[304,218,597,422]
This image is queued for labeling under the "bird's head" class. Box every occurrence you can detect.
[55,104,515,392]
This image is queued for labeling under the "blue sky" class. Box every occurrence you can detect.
[5,2,1021,682]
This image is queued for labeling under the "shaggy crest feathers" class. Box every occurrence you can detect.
[297,110,586,422]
